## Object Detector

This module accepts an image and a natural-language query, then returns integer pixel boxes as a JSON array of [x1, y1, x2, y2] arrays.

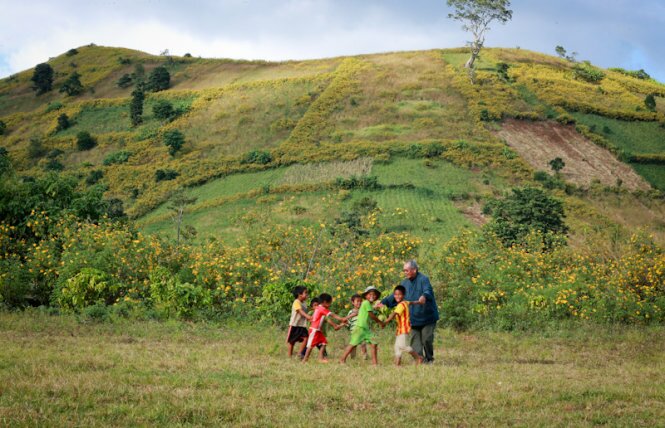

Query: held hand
[[418, 295, 426, 305], [374, 302, 384, 309]]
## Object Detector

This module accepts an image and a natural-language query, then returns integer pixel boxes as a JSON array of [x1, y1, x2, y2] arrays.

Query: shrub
[[103, 150, 131, 166], [484, 186, 568, 250], [155, 169, 179, 182], [44, 159, 64, 171], [56, 268, 119, 310], [258, 280, 321, 323], [0, 120, 6, 135], [66, 48, 78, 56], [28, 137, 46, 159], [572, 63, 605, 83], [86, 169, 103, 185], [548, 157, 565, 174], [56, 113, 70, 131], [163, 129, 185, 156], [153, 100, 175, 120], [149, 268, 211, 319], [241, 150, 272, 165], [147, 66, 170, 92], [644, 94, 657, 112], [45, 101, 63, 113], [335, 175, 380, 190], [116, 74, 133, 88], [609, 67, 651, 80], [76, 131, 97, 151], [59, 72, 84, 96]]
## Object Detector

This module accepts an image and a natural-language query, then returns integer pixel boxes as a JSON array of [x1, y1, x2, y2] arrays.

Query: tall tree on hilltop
[[31, 63, 54, 95], [447, 0, 513, 83]]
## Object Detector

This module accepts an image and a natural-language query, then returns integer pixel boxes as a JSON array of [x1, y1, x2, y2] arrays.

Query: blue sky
[[1, 0, 663, 82]]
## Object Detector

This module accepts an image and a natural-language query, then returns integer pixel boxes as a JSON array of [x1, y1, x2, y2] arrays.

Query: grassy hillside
[[1, 44, 665, 247]]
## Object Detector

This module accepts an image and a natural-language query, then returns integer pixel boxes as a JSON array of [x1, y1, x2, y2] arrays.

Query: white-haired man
[[377, 260, 439, 363]]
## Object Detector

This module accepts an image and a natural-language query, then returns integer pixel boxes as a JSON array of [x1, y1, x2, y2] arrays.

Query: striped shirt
[[393, 301, 411, 335]]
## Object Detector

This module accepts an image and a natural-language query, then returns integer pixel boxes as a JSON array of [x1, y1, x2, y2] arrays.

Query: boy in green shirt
[[346, 294, 368, 359], [339, 286, 385, 365]]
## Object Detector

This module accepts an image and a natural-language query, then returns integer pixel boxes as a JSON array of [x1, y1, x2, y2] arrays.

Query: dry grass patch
[[277, 157, 373, 185]]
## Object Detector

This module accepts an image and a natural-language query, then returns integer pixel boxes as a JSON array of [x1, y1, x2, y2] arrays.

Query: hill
[[1, 44, 664, 246]]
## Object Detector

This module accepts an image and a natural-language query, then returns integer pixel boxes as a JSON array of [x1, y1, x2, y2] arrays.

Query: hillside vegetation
[[1, 45, 665, 327]]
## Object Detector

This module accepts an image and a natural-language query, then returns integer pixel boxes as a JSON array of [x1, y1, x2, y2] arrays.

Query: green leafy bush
[[258, 280, 321, 323], [573, 63, 605, 83], [155, 169, 179, 182], [103, 150, 132, 166], [0, 120, 6, 135], [484, 186, 568, 249], [147, 66, 170, 92], [56, 268, 119, 310], [153, 100, 175, 120], [163, 129, 185, 156], [149, 267, 212, 319], [241, 150, 272, 165], [76, 131, 97, 151]]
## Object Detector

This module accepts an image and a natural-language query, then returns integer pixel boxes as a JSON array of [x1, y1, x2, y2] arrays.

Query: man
[[378, 260, 439, 363]]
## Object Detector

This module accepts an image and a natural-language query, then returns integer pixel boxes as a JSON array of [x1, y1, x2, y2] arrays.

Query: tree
[[163, 129, 185, 156], [548, 157, 565, 175], [59, 72, 84, 96], [131, 64, 145, 84], [644, 94, 657, 112], [555, 45, 567, 59], [0, 147, 12, 175], [168, 190, 197, 245], [447, 0, 513, 82], [147, 66, 170, 92], [484, 186, 568, 249], [31, 63, 54, 95], [0, 120, 6, 135], [153, 99, 175, 120], [76, 131, 97, 151], [56, 113, 70, 131], [130, 84, 145, 126]]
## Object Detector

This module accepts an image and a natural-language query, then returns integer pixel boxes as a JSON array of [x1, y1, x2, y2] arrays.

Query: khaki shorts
[[394, 333, 414, 357]]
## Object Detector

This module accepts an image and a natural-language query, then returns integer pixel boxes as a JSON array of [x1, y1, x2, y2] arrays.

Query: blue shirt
[[381, 272, 439, 327]]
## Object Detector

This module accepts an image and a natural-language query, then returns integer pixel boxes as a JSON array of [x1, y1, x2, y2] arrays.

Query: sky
[[1, 0, 663, 82]]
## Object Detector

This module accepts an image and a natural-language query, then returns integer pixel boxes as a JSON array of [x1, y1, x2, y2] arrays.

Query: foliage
[[130, 84, 144, 126], [59, 72, 84, 96], [484, 186, 568, 249], [76, 131, 97, 151], [103, 150, 131, 166], [56, 268, 118, 310], [258, 279, 321, 323], [56, 113, 70, 131], [147, 66, 170, 92], [241, 150, 272, 165], [0, 147, 11, 175], [0, 120, 6, 135], [572, 63, 606, 83], [152, 99, 175, 120], [609, 68, 651, 80], [31, 63, 54, 95], [27, 137, 46, 159], [433, 230, 665, 330], [548, 157, 565, 174], [163, 129, 185, 156], [447, 0, 513, 80], [155, 169, 179, 182], [86, 169, 104, 185], [644, 94, 656, 112], [116, 73, 133, 88]]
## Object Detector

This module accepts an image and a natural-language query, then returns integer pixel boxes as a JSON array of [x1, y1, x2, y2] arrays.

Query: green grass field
[[572, 112, 665, 155], [139, 158, 483, 244], [631, 163, 665, 191], [1, 312, 663, 426]]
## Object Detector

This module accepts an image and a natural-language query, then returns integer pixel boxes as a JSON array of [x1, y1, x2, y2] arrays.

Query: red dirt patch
[[495, 119, 651, 191]]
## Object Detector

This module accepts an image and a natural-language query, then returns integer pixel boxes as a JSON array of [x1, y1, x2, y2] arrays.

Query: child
[[302, 293, 347, 363], [339, 286, 385, 365], [346, 294, 368, 360], [299, 297, 327, 359], [286, 286, 312, 358], [384, 285, 423, 366]]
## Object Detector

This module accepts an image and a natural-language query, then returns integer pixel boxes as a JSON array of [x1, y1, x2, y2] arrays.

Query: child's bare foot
[[319, 358, 329, 363]]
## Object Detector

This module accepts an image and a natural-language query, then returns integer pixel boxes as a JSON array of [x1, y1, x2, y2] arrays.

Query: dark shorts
[[286, 326, 308, 345]]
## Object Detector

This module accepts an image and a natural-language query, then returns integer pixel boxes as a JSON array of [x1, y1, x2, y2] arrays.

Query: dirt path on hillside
[[496, 120, 651, 191]]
